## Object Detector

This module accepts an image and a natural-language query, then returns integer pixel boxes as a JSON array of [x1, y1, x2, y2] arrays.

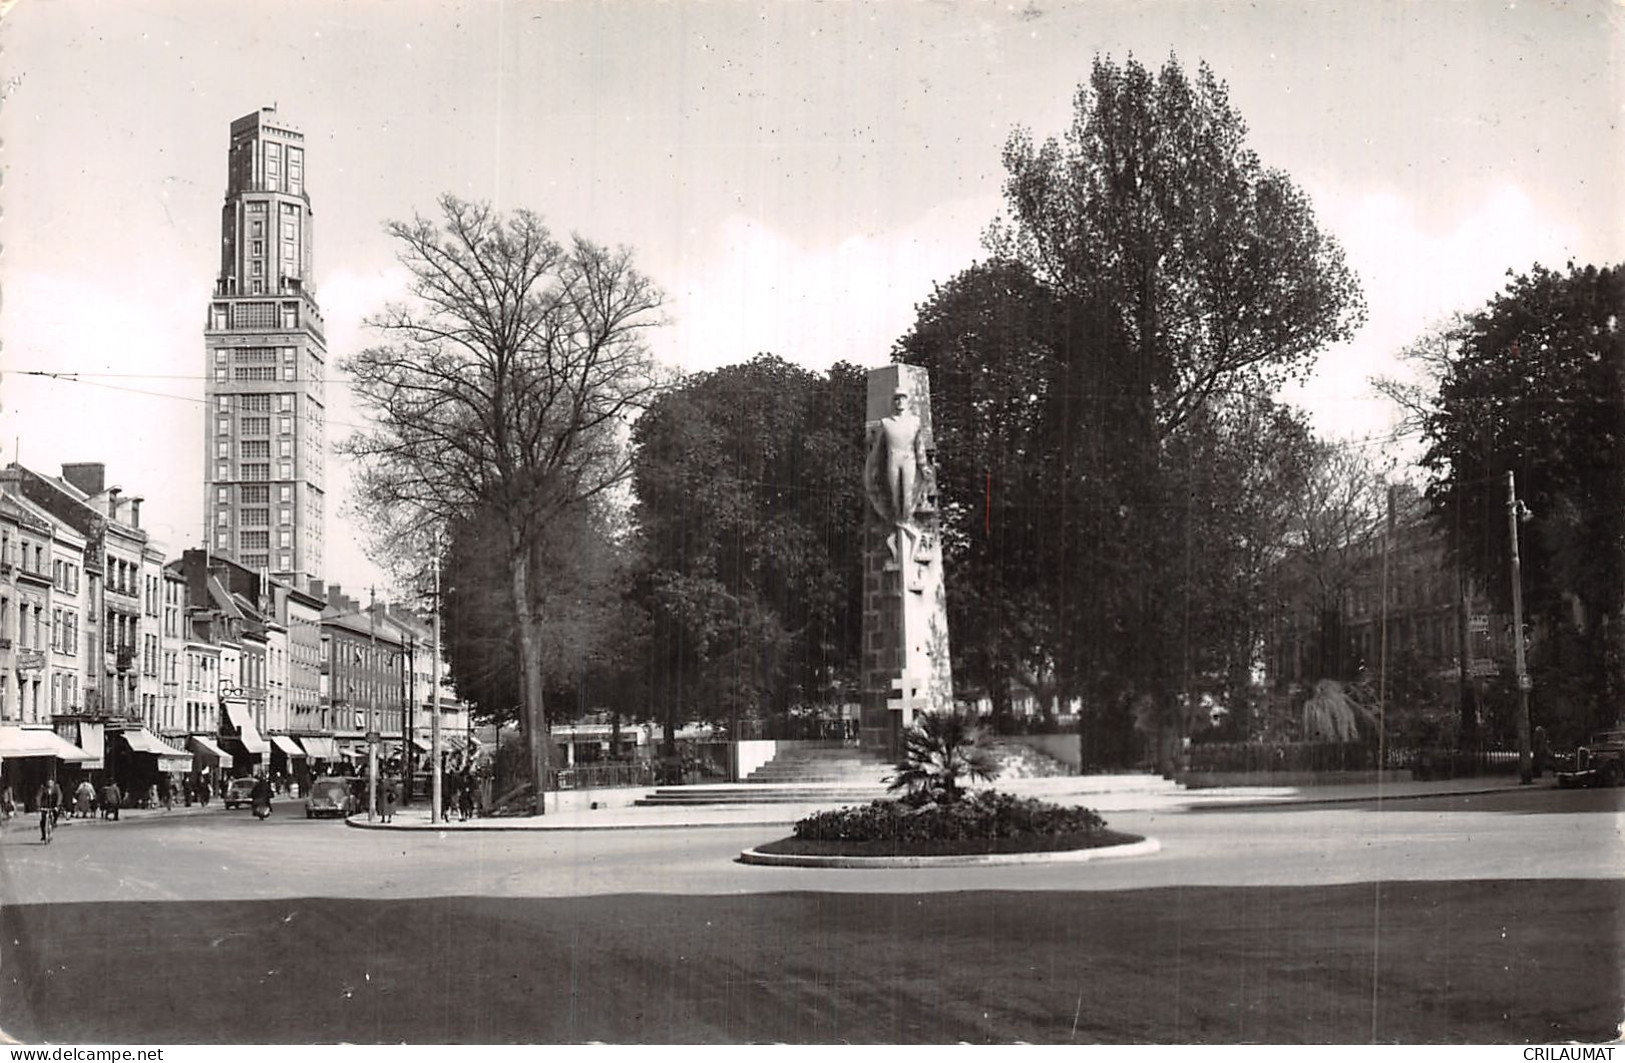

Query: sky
[[1, 0, 1619, 596]]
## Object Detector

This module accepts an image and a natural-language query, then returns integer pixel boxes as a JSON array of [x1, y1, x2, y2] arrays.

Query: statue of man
[[869, 387, 926, 566]]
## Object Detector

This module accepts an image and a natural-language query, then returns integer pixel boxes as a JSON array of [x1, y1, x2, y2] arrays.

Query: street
[[1, 787, 1620, 1042]]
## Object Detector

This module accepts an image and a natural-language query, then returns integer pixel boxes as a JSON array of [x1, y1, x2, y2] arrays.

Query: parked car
[[1556, 729, 1625, 788], [305, 777, 357, 819], [223, 777, 258, 809]]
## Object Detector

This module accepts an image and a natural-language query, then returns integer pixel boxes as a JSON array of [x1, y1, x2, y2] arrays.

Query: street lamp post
[[430, 536, 443, 826], [1507, 471, 1533, 785], [367, 587, 379, 821]]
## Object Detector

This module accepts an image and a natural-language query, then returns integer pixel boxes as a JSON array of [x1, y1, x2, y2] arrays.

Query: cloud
[[661, 194, 1000, 375], [1284, 178, 1585, 446]]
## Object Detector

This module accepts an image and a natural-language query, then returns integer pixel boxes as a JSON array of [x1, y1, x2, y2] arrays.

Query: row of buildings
[[0, 106, 480, 807], [0, 459, 471, 807]]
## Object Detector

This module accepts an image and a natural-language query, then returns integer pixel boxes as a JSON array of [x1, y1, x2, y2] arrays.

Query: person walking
[[457, 775, 474, 822], [74, 779, 94, 819], [381, 780, 397, 823], [101, 780, 122, 821], [158, 774, 172, 812], [1, 780, 14, 825]]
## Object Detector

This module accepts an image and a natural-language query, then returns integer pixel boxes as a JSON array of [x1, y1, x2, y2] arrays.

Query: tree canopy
[[894, 54, 1365, 767], [1420, 262, 1625, 743], [628, 355, 866, 745]]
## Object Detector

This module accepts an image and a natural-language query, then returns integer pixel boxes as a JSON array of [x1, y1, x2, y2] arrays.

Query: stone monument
[[860, 364, 953, 754]]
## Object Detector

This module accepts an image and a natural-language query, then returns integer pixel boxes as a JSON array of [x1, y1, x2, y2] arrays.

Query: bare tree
[[341, 195, 665, 812], [1370, 311, 1467, 438]]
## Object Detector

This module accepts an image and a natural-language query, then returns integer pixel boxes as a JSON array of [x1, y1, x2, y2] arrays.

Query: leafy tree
[[440, 499, 628, 731], [887, 711, 999, 804], [343, 195, 664, 811], [1420, 262, 1625, 744], [990, 54, 1365, 437], [892, 260, 1066, 725], [962, 54, 1364, 766], [629, 356, 866, 750]]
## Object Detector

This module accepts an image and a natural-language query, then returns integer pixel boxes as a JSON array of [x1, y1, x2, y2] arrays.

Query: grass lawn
[[3, 880, 1616, 1044]]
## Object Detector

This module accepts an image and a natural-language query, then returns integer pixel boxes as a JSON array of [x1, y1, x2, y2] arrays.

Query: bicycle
[[40, 807, 54, 845]]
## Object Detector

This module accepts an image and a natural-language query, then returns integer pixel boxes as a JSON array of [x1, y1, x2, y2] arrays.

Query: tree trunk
[[508, 545, 551, 815]]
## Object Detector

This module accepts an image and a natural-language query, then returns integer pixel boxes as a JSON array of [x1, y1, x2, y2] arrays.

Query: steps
[[635, 784, 886, 806], [634, 742, 892, 807], [744, 743, 894, 785]]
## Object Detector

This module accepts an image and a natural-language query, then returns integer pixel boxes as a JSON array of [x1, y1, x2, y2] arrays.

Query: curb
[[1184, 782, 1550, 811], [736, 835, 1161, 869], [342, 814, 801, 832]]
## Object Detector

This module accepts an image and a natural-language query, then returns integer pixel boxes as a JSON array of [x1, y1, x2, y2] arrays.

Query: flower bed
[[755, 789, 1141, 858]]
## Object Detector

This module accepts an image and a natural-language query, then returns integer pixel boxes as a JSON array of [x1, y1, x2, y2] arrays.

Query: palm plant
[[888, 711, 1000, 804]]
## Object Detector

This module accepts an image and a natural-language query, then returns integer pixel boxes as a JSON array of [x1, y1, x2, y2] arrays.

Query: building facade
[[203, 106, 327, 591]]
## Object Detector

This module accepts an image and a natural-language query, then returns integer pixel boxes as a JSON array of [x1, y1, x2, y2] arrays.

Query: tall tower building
[[203, 106, 326, 591]]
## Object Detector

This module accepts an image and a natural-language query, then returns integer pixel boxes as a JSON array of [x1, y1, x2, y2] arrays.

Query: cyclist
[[36, 777, 62, 844]]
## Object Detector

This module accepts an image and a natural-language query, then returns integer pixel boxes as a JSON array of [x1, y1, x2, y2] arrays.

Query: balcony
[[16, 566, 52, 588], [116, 646, 137, 672]]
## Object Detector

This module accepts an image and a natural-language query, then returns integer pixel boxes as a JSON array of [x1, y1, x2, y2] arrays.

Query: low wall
[[734, 739, 779, 781], [539, 786, 645, 813], [1180, 769, 1412, 790], [997, 733, 1081, 771]]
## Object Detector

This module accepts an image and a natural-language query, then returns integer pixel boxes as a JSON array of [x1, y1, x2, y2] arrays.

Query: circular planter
[[738, 833, 1159, 868]]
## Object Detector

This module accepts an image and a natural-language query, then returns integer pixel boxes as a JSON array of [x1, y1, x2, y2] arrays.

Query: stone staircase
[[745, 743, 894, 784], [635, 742, 892, 807]]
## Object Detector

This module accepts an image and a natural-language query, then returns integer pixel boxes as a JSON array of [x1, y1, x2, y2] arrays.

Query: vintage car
[[1555, 729, 1624, 788], [304, 776, 358, 819], [222, 777, 259, 809]]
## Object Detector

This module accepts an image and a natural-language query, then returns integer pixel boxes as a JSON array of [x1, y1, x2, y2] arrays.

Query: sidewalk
[[344, 773, 1552, 833], [0, 799, 218, 837]]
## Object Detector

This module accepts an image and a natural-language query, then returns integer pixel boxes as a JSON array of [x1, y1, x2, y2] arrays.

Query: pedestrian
[[75, 779, 94, 819], [458, 779, 474, 822], [101, 780, 122, 821], [158, 774, 172, 812], [0, 780, 14, 823], [36, 778, 62, 841]]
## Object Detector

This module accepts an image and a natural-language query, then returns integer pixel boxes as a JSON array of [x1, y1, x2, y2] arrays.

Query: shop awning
[[188, 735, 234, 768], [0, 726, 96, 762], [409, 737, 430, 753], [271, 735, 306, 758], [298, 735, 339, 760], [74, 721, 106, 770], [223, 702, 271, 755], [122, 728, 189, 757]]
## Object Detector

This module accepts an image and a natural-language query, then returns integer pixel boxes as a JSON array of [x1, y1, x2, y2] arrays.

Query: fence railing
[[545, 761, 658, 791], [1186, 741, 1523, 776]]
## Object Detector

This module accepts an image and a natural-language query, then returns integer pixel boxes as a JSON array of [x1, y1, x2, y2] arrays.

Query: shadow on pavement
[[2, 881, 1616, 1044]]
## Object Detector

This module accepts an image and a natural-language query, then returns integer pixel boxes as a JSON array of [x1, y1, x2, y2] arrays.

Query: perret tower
[[202, 106, 327, 592]]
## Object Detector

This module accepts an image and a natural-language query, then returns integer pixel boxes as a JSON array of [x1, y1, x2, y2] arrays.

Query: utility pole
[[430, 535, 442, 826], [367, 586, 379, 820], [1507, 471, 1533, 785], [402, 631, 414, 806]]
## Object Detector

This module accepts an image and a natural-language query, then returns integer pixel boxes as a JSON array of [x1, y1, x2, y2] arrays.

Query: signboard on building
[[1468, 615, 1490, 633], [1469, 659, 1499, 678]]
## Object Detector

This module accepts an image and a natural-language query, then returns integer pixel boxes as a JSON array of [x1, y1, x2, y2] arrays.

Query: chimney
[[107, 487, 122, 522], [130, 497, 143, 529], [60, 462, 105, 496]]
